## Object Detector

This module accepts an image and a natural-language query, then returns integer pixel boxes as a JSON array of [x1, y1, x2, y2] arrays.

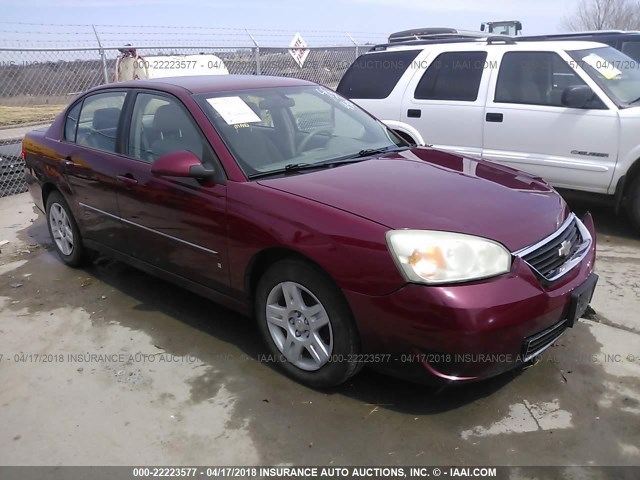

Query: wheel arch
[[247, 248, 330, 300], [41, 182, 60, 209], [245, 247, 357, 327], [382, 120, 425, 146], [621, 157, 640, 205]]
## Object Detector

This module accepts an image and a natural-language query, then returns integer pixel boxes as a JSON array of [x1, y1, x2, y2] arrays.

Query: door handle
[[407, 109, 422, 118], [486, 113, 504, 123], [63, 156, 76, 167], [116, 174, 138, 187]]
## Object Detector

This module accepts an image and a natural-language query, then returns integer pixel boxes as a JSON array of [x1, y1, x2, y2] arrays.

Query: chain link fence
[[0, 24, 384, 197]]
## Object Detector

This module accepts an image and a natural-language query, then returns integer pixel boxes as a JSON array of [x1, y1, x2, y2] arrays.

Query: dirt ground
[[0, 192, 639, 469]]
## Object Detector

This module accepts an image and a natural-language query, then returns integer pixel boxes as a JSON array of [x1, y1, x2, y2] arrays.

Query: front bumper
[[344, 213, 597, 384]]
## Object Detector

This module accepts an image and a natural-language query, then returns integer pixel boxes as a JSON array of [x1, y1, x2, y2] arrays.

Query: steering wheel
[[296, 128, 332, 155]]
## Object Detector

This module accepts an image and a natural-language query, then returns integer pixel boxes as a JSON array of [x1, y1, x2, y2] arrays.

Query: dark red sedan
[[23, 75, 597, 387]]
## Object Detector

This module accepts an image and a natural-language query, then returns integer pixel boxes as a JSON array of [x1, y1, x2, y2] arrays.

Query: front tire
[[628, 175, 640, 233], [46, 191, 89, 267], [255, 259, 361, 388]]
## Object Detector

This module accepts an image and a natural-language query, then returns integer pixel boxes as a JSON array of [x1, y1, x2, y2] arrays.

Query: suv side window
[[128, 92, 220, 170], [336, 50, 421, 99], [414, 51, 487, 101], [495, 51, 588, 107], [76, 91, 126, 153], [64, 102, 82, 142], [622, 41, 640, 63]]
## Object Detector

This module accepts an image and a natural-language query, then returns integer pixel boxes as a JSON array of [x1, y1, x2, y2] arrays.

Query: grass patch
[[0, 105, 65, 127]]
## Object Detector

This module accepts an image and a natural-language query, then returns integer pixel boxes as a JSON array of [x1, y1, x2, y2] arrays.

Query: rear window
[[337, 50, 420, 99]]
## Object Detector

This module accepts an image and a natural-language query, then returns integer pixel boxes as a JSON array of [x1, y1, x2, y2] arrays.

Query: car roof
[[101, 75, 316, 95], [369, 40, 610, 53]]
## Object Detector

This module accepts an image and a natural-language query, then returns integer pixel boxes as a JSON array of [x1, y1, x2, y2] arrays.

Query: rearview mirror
[[561, 85, 597, 109], [150, 150, 215, 180], [259, 96, 295, 110]]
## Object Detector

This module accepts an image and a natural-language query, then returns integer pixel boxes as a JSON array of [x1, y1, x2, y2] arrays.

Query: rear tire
[[628, 176, 640, 233], [255, 258, 361, 388], [45, 191, 90, 267]]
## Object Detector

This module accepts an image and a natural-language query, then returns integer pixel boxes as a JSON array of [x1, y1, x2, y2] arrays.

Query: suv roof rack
[[519, 30, 635, 41], [372, 34, 516, 52], [388, 27, 485, 43]]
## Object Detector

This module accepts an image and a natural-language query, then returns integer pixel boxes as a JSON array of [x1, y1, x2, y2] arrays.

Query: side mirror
[[561, 85, 597, 109], [480, 23, 486, 32], [150, 150, 215, 180]]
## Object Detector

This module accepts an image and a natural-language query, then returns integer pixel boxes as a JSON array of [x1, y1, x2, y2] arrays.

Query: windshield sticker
[[316, 87, 355, 110], [581, 53, 622, 80], [206, 96, 261, 125]]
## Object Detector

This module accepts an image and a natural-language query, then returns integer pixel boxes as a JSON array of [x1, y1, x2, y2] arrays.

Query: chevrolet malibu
[[22, 76, 598, 387]]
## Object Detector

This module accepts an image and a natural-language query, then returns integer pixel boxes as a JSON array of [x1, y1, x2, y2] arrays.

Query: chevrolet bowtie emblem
[[558, 240, 572, 258]]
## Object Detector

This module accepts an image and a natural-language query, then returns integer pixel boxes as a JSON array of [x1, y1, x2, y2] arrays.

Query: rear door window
[[337, 50, 421, 99], [414, 51, 487, 101], [76, 91, 127, 153]]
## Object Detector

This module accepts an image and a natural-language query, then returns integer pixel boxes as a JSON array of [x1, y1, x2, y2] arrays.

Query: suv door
[[483, 50, 619, 193], [61, 90, 131, 253], [401, 49, 490, 158], [115, 91, 230, 291]]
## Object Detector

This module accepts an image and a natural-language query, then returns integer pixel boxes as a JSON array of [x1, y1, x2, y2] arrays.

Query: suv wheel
[[255, 259, 361, 388], [628, 175, 640, 233]]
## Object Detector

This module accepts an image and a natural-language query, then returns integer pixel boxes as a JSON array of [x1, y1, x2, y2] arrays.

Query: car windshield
[[568, 46, 640, 107], [197, 85, 404, 178]]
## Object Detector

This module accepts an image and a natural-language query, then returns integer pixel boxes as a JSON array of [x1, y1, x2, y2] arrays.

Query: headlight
[[386, 230, 511, 285]]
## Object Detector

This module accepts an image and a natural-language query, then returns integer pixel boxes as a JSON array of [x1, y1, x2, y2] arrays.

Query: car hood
[[257, 148, 569, 251]]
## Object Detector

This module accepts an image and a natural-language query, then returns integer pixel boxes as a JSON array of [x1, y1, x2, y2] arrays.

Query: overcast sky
[[0, 0, 583, 45]]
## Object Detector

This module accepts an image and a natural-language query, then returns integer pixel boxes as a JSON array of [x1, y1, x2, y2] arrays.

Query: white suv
[[337, 37, 640, 231]]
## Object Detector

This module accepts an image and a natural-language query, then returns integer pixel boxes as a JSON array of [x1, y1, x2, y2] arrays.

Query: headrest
[[153, 103, 185, 133], [92, 108, 120, 130]]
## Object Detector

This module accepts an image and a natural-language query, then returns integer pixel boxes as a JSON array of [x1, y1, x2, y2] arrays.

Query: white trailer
[[115, 47, 228, 81]]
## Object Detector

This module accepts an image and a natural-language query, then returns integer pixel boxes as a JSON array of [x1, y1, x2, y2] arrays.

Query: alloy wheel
[[49, 202, 74, 256], [265, 281, 333, 371]]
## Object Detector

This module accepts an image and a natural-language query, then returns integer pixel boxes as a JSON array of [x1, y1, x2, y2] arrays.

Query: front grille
[[522, 320, 568, 361], [516, 214, 591, 283]]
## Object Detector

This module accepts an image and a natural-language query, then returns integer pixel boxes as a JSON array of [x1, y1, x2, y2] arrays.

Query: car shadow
[[325, 366, 524, 415], [71, 253, 523, 415]]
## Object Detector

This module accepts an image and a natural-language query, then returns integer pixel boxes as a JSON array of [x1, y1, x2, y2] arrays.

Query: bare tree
[[562, 0, 640, 31]]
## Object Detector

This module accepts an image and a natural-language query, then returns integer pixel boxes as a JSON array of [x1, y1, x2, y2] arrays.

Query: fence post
[[346, 33, 359, 58], [92, 25, 109, 84], [246, 28, 261, 75]]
